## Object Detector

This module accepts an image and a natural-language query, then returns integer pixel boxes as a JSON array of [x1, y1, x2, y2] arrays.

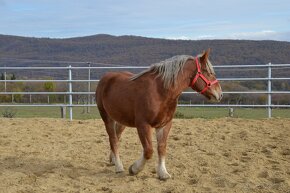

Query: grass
[[0, 106, 100, 119], [0, 106, 289, 120], [175, 107, 290, 119]]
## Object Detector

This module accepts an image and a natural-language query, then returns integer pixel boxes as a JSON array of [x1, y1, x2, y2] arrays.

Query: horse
[[96, 49, 222, 180]]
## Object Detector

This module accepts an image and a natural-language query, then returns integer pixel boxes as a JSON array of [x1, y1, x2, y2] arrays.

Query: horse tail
[[96, 77, 109, 123]]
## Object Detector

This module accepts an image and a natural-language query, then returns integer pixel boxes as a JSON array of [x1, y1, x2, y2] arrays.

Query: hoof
[[115, 165, 124, 173], [116, 169, 124, 174], [129, 165, 135, 175], [107, 162, 114, 166], [158, 173, 171, 181], [129, 164, 140, 175]]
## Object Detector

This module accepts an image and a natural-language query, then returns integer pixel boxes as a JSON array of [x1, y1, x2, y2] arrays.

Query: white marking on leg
[[157, 156, 171, 180], [131, 151, 146, 174], [109, 151, 115, 164], [156, 127, 171, 180], [114, 154, 124, 173], [111, 152, 124, 173], [110, 121, 124, 172]]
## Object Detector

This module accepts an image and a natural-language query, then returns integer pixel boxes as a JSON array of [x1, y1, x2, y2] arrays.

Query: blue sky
[[0, 0, 290, 41]]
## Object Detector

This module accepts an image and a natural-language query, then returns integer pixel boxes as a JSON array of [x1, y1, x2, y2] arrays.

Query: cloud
[[224, 30, 290, 41], [165, 36, 191, 40], [165, 31, 290, 42], [166, 35, 216, 40], [226, 30, 276, 40]]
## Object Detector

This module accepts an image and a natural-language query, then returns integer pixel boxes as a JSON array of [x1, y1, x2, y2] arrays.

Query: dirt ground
[[0, 118, 289, 193]]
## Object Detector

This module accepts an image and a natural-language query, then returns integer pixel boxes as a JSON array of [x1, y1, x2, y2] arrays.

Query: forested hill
[[0, 34, 290, 66]]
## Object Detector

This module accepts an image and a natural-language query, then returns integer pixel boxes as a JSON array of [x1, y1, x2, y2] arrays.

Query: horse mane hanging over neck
[[130, 55, 194, 88]]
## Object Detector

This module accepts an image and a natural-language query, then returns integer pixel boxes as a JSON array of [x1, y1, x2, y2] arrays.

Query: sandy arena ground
[[0, 118, 289, 193]]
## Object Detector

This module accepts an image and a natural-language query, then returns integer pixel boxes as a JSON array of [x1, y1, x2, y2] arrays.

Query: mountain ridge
[[1, 34, 290, 66]]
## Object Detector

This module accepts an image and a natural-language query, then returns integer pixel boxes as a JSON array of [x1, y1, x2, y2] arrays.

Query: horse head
[[190, 49, 223, 102]]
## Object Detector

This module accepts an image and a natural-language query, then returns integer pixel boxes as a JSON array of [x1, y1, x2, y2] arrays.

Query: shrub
[[174, 111, 185, 118], [2, 108, 17, 118]]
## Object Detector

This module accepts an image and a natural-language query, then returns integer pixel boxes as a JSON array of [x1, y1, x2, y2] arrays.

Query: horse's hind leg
[[104, 120, 125, 173], [129, 124, 153, 175], [109, 123, 125, 165], [96, 88, 124, 173], [156, 121, 172, 180], [116, 123, 126, 140]]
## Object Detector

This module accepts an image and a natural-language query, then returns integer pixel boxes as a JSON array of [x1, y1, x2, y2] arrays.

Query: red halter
[[190, 57, 218, 94]]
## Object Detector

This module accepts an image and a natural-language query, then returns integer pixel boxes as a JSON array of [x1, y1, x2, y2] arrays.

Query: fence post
[[267, 62, 272, 118], [229, 108, 234, 117], [60, 106, 66, 118], [68, 65, 73, 120], [87, 62, 91, 113], [4, 65, 7, 92]]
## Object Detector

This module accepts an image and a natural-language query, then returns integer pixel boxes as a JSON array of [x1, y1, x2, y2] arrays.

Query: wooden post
[[229, 108, 234, 117], [61, 106, 66, 119]]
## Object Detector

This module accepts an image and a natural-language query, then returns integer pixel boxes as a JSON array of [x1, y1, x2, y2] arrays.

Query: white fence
[[0, 63, 290, 120]]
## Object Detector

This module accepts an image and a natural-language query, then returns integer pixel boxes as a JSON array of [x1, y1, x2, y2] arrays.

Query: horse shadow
[[0, 155, 124, 180]]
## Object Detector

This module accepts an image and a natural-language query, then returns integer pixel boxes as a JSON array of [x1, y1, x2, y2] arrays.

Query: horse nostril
[[220, 93, 223, 99]]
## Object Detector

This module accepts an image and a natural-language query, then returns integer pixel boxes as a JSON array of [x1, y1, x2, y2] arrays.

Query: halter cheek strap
[[190, 57, 218, 94]]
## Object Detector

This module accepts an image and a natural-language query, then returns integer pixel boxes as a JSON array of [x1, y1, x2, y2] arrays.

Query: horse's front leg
[[156, 121, 172, 180], [129, 124, 153, 175]]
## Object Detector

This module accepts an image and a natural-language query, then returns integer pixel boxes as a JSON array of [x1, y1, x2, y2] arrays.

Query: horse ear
[[201, 48, 210, 60], [200, 48, 211, 65]]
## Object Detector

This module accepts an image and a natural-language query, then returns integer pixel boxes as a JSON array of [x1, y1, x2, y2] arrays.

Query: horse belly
[[109, 107, 135, 127], [103, 90, 136, 127]]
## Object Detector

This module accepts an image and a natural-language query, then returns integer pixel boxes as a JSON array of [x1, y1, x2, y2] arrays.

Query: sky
[[0, 0, 290, 41]]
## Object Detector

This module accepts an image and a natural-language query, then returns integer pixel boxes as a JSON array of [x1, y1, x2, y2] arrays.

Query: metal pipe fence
[[1, 63, 290, 120]]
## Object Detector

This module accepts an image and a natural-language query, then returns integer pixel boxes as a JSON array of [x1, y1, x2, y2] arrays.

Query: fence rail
[[1, 63, 290, 120]]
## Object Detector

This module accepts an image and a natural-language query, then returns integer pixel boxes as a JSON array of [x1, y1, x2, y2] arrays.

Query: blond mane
[[130, 54, 214, 88]]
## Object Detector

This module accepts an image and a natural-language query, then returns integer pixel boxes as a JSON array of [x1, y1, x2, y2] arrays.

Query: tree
[[11, 74, 16, 80], [43, 81, 56, 103], [44, 82, 55, 91], [11, 82, 24, 103], [0, 73, 4, 80]]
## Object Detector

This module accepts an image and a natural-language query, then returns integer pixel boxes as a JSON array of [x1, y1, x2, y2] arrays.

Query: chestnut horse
[[96, 49, 222, 180]]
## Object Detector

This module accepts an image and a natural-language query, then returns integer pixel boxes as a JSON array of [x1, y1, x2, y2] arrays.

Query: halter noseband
[[190, 57, 218, 94]]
